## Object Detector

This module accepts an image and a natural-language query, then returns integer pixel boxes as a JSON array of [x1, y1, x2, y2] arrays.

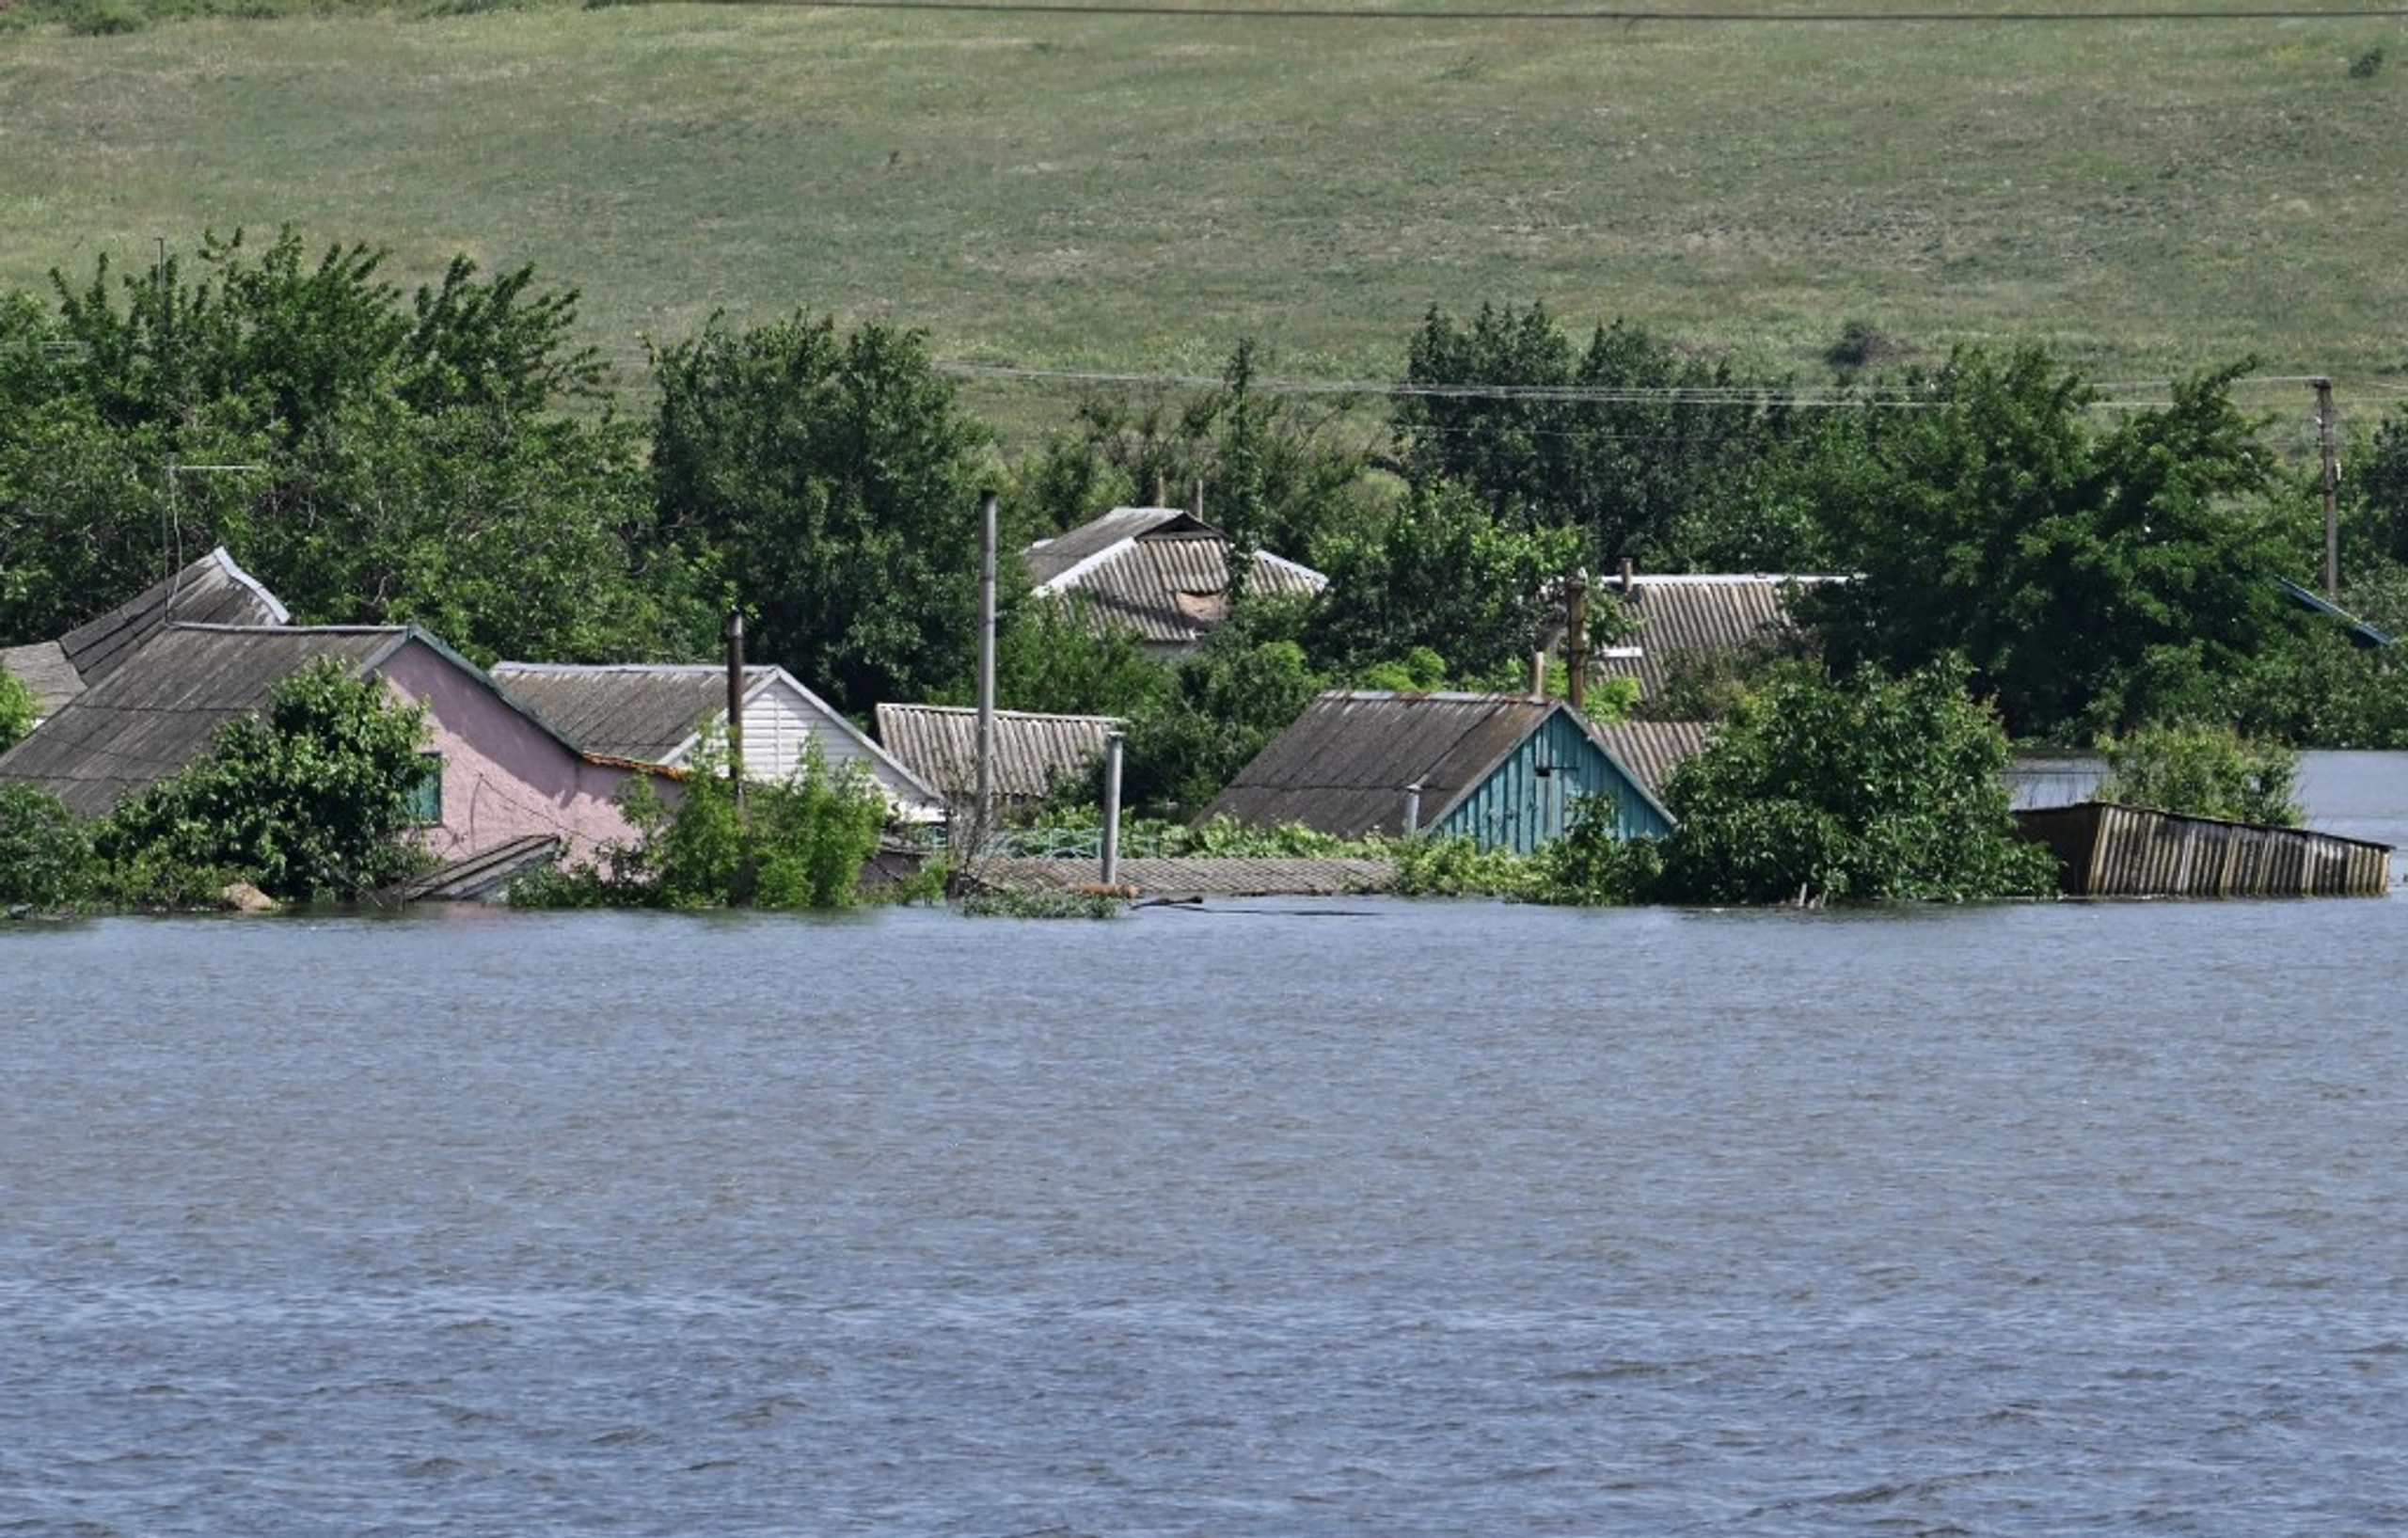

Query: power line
[[940, 358, 2337, 409], [717, 0, 2408, 22]]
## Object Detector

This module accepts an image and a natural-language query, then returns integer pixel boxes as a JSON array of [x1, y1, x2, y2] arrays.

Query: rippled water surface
[[7, 893, 2408, 1535]]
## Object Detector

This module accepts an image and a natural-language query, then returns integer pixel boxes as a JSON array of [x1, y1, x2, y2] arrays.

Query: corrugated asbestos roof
[[0, 625, 408, 816], [972, 856, 1398, 898], [1027, 507, 1328, 645], [1588, 720, 1714, 804], [874, 703, 1123, 805], [1, 547, 288, 718], [1594, 574, 1840, 699], [1202, 691, 1563, 839], [490, 663, 765, 764]]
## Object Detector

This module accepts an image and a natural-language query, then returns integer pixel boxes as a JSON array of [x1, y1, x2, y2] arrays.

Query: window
[[407, 753, 443, 826]]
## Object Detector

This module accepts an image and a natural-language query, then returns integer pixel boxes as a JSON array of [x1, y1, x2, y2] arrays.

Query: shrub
[[2094, 720, 2302, 826], [0, 785, 98, 912], [1652, 657, 2056, 905], [515, 736, 889, 910], [0, 666, 35, 753], [101, 658, 436, 903]]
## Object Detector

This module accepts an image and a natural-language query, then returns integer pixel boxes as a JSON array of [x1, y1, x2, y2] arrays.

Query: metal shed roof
[[874, 703, 1122, 805]]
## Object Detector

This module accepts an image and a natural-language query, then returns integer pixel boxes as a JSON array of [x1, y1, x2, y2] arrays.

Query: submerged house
[[1, 547, 288, 724], [0, 624, 655, 866], [873, 703, 1122, 813], [490, 662, 943, 823], [1024, 507, 1328, 655], [1203, 690, 1675, 854]]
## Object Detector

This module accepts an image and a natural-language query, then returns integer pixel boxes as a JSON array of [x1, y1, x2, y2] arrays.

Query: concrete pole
[[976, 490, 998, 843], [2316, 378, 2340, 599], [1101, 730, 1125, 886], [723, 609, 746, 817]]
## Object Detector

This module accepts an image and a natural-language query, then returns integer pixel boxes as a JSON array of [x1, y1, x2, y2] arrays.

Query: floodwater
[[6, 756, 2408, 1535]]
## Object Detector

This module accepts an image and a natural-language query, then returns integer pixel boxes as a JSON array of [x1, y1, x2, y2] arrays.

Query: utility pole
[[723, 609, 747, 818], [2314, 378, 2340, 599], [974, 489, 998, 845]]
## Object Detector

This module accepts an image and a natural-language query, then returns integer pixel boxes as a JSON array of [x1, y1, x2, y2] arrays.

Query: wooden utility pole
[[2315, 378, 2340, 599], [723, 610, 746, 817]]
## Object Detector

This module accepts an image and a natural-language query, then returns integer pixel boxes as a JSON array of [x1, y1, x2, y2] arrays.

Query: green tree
[[1114, 599, 1325, 815], [1393, 303, 1802, 564], [1803, 348, 2306, 739], [1013, 344, 1377, 564], [0, 785, 96, 912], [4, 230, 699, 662], [1302, 480, 1583, 686], [2094, 720, 2303, 826], [102, 658, 435, 901], [974, 594, 1176, 721], [1650, 657, 2056, 905], [650, 312, 992, 716]]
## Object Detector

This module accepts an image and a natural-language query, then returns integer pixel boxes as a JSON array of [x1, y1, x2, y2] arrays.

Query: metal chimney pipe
[[723, 609, 746, 817], [1402, 782, 1423, 840]]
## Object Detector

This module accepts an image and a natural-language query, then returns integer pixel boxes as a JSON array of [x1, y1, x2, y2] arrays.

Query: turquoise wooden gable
[[1433, 706, 1674, 855]]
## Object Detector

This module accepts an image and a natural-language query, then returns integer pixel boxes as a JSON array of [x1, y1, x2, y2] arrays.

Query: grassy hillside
[[5, 1, 2405, 438]]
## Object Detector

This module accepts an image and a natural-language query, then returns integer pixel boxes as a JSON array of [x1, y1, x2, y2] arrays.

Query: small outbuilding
[[2013, 801, 2393, 898], [1203, 690, 1674, 854]]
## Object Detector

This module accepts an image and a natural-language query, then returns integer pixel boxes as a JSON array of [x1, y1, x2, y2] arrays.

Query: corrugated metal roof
[[1594, 574, 1841, 699], [874, 703, 1123, 805], [1027, 507, 1327, 645], [1589, 720, 1714, 803], [0, 626, 407, 816], [1203, 691, 1565, 839], [2014, 801, 2392, 898]]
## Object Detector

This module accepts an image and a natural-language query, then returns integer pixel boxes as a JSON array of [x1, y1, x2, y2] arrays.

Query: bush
[[101, 658, 436, 903], [0, 666, 35, 753], [0, 785, 98, 912], [2094, 720, 2302, 826], [1652, 657, 2057, 905], [515, 737, 889, 910]]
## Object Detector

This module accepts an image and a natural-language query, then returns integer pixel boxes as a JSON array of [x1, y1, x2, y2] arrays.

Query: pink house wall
[[380, 642, 656, 864]]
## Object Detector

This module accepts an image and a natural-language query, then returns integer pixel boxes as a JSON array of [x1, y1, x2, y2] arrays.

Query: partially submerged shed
[[2013, 801, 2392, 898], [1204, 690, 1672, 853]]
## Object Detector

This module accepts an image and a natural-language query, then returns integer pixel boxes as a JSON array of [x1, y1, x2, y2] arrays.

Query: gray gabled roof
[[1026, 507, 1327, 646], [1594, 574, 1842, 700], [874, 703, 1122, 805], [489, 662, 758, 765], [0, 625, 411, 817], [1, 547, 288, 718], [1203, 690, 1571, 839]]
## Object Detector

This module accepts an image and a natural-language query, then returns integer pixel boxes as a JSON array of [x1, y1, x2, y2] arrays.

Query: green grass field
[[6, 1, 2405, 439]]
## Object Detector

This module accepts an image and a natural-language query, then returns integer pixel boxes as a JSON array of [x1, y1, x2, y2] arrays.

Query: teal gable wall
[[1433, 710, 1672, 854]]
